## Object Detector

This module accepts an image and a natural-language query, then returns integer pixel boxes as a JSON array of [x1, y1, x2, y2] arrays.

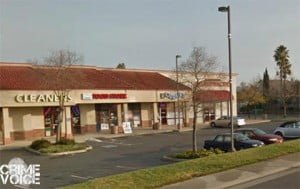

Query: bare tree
[[178, 47, 221, 153], [35, 49, 83, 142], [237, 77, 266, 118]]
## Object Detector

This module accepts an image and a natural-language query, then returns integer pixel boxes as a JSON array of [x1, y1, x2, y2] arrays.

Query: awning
[[195, 90, 231, 103]]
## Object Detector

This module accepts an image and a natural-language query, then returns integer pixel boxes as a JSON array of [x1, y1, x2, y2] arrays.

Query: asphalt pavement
[[0, 121, 283, 188]]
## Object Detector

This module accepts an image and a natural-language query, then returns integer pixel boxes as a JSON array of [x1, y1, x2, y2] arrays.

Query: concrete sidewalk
[[161, 152, 300, 189]]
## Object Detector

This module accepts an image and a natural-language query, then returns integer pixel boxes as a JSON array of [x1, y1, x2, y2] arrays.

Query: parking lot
[[0, 121, 282, 188]]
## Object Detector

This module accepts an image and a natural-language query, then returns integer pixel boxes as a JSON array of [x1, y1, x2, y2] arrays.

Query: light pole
[[218, 5, 235, 152], [176, 55, 181, 130]]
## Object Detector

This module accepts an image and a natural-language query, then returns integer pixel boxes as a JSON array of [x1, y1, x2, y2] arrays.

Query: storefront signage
[[122, 122, 132, 134], [15, 94, 72, 103], [160, 92, 184, 100], [81, 93, 127, 100], [100, 123, 109, 130]]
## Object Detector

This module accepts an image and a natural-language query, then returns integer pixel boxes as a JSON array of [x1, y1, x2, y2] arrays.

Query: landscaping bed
[[60, 139, 300, 189], [28, 139, 91, 155]]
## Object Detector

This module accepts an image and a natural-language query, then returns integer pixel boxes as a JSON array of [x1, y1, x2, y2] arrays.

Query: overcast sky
[[1, 0, 299, 83]]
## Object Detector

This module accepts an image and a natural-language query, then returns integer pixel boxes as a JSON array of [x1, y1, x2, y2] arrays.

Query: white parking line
[[116, 165, 139, 170], [71, 175, 93, 180], [14, 185, 30, 189]]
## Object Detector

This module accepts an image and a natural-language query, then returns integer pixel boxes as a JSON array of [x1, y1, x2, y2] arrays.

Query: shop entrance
[[159, 103, 168, 125], [0, 108, 3, 144], [71, 105, 81, 134], [44, 107, 59, 137], [203, 104, 215, 122], [128, 103, 141, 127], [95, 104, 118, 131]]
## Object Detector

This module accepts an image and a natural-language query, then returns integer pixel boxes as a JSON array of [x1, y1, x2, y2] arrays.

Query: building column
[[117, 104, 122, 126], [220, 102, 223, 117], [2, 108, 12, 144], [123, 103, 128, 122], [153, 102, 158, 124], [62, 106, 73, 139]]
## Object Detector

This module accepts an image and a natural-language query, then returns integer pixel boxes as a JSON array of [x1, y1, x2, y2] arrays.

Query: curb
[[25, 145, 93, 156], [97, 128, 193, 140], [161, 155, 187, 162], [245, 120, 271, 125]]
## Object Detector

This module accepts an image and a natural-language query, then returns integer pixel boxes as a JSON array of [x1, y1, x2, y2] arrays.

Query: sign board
[[82, 93, 93, 100], [122, 122, 132, 134], [101, 123, 109, 130]]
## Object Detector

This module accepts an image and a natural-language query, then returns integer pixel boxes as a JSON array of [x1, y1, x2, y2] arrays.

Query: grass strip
[[38, 143, 87, 154], [61, 139, 300, 189]]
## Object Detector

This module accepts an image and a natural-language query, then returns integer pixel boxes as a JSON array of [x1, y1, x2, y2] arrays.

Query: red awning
[[195, 90, 231, 102]]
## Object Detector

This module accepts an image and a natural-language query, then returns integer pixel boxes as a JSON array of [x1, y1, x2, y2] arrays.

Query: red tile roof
[[195, 90, 231, 102], [0, 63, 190, 91]]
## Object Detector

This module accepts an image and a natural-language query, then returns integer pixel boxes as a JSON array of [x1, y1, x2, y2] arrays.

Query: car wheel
[[275, 132, 284, 138], [211, 122, 216, 128]]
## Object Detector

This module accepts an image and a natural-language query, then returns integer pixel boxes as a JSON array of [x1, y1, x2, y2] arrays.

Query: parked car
[[210, 116, 246, 128], [235, 128, 283, 144], [204, 133, 264, 152], [273, 121, 300, 139]]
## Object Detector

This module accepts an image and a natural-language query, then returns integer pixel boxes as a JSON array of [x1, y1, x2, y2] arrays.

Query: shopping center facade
[[0, 63, 237, 144]]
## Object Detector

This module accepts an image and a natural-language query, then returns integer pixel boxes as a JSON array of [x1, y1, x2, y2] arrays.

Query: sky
[[0, 0, 299, 84]]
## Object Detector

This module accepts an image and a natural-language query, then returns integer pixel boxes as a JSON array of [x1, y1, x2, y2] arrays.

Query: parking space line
[[71, 175, 92, 180]]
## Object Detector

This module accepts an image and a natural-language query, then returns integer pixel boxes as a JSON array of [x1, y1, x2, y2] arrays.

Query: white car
[[273, 121, 300, 139], [210, 116, 246, 128]]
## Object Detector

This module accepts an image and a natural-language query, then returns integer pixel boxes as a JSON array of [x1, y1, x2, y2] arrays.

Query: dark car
[[235, 128, 283, 144], [204, 133, 264, 152]]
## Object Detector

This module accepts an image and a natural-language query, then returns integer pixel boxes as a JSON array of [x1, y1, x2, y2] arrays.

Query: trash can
[[110, 126, 118, 134]]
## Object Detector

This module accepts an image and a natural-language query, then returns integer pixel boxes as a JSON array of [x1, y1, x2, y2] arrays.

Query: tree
[[274, 45, 292, 117], [36, 49, 83, 142], [178, 47, 220, 153], [116, 63, 126, 69], [262, 68, 270, 98], [238, 78, 266, 118]]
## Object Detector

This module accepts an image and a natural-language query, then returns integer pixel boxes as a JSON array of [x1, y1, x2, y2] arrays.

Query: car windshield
[[234, 133, 249, 141], [253, 129, 267, 135]]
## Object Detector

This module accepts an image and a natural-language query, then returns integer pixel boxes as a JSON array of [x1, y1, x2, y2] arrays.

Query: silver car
[[210, 116, 246, 128], [273, 121, 300, 139]]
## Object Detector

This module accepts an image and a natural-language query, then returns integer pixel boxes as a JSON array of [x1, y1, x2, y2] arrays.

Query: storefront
[[0, 63, 191, 144]]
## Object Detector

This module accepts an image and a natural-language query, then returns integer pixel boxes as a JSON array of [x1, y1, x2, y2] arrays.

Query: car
[[273, 121, 300, 139], [210, 116, 246, 128], [235, 128, 283, 144], [204, 133, 264, 152]]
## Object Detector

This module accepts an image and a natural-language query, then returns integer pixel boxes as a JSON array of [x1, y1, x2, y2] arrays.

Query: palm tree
[[274, 45, 292, 117]]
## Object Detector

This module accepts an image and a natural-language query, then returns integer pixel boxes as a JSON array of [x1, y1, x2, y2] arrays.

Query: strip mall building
[[0, 63, 237, 144]]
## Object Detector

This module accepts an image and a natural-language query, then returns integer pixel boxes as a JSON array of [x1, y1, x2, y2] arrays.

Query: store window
[[95, 104, 118, 130], [44, 107, 59, 136], [71, 105, 81, 134], [128, 103, 141, 127]]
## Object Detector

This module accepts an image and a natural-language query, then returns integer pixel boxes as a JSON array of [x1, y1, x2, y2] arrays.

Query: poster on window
[[101, 123, 109, 130], [122, 122, 132, 134]]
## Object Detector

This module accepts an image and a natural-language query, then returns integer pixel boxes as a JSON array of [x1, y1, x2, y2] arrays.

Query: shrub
[[55, 138, 75, 145], [174, 149, 224, 159], [30, 139, 51, 150]]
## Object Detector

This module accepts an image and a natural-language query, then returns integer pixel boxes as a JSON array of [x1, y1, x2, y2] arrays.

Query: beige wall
[[79, 104, 96, 126], [9, 107, 44, 132], [141, 103, 153, 122]]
